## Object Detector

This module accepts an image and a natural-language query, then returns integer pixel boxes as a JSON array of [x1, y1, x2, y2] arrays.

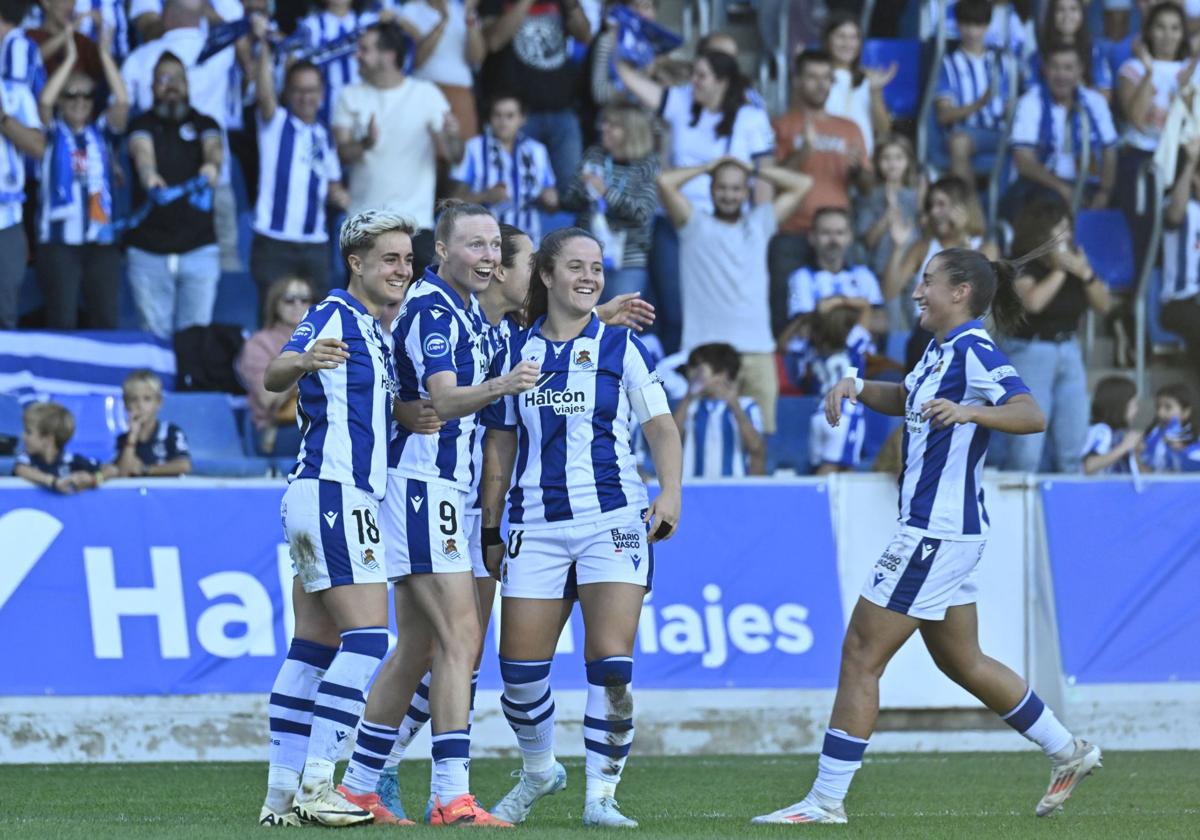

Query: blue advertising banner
[[1041, 480, 1200, 684], [0, 482, 845, 695]]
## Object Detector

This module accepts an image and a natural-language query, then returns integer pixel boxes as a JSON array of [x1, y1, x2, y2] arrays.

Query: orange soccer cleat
[[428, 793, 514, 827], [336, 785, 415, 826]]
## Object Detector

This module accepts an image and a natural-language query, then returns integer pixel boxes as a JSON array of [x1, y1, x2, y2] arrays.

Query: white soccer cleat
[[292, 778, 374, 827], [491, 763, 568, 824], [257, 805, 301, 827], [1036, 738, 1102, 817], [582, 796, 638, 828], [751, 794, 848, 825]]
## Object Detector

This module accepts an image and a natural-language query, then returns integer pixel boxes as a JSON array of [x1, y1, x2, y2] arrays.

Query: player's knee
[[840, 627, 888, 677], [586, 657, 634, 715]]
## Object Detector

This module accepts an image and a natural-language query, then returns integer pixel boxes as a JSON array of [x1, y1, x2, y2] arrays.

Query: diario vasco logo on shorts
[[573, 349, 593, 369], [424, 333, 450, 358], [610, 527, 641, 553], [524, 386, 589, 415], [361, 548, 379, 570], [442, 538, 460, 559]]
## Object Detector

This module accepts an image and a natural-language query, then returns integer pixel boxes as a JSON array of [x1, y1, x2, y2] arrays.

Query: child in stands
[[13, 401, 104, 492], [113, 369, 192, 477]]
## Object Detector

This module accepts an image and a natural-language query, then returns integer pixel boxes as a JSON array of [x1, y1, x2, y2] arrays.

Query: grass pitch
[[4, 752, 1197, 838]]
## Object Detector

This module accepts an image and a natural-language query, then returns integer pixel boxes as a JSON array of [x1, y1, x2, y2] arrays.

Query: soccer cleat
[[258, 805, 301, 827], [1036, 738, 1102, 817], [490, 763, 568, 824], [337, 784, 414, 826], [374, 769, 411, 823], [582, 797, 639, 828], [750, 794, 848, 825], [428, 793, 514, 827], [292, 778, 374, 827]]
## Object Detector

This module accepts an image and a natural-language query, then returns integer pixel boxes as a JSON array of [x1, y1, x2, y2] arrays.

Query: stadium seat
[[1146, 268, 1186, 352], [768, 395, 822, 473], [47, 393, 122, 462], [1075, 209, 1135, 292], [158, 392, 270, 477], [861, 407, 903, 468], [862, 39, 921, 119], [0, 392, 21, 435], [212, 271, 260, 333], [0, 455, 14, 476]]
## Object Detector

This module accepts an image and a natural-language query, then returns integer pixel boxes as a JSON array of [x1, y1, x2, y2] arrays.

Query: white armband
[[630, 380, 670, 424]]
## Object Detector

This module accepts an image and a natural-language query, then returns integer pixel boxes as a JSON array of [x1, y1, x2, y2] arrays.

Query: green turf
[[4, 752, 1197, 838]]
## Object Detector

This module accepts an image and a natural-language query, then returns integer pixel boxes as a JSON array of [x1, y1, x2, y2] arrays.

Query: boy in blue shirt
[[13, 401, 103, 492], [113, 369, 192, 477]]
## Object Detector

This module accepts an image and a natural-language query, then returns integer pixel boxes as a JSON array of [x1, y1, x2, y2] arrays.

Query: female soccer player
[[753, 246, 1102, 825], [479, 227, 683, 828], [257, 210, 414, 828]]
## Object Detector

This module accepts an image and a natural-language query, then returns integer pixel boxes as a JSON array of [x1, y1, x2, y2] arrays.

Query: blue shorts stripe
[[406, 479, 433, 574], [584, 737, 632, 759], [269, 717, 311, 736], [312, 704, 361, 728], [318, 481, 353, 584], [268, 693, 314, 713], [886, 537, 941, 615], [583, 715, 633, 733]]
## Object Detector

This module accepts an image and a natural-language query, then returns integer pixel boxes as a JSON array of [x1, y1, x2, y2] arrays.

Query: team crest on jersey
[[442, 538, 460, 559], [361, 548, 379, 570], [573, 349, 593, 369], [424, 333, 450, 358], [610, 527, 641, 553]]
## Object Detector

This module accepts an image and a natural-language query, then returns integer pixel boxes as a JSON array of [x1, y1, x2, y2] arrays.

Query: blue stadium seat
[[47, 393, 121, 462], [158, 392, 269, 477], [1075, 209, 1135, 292], [0, 393, 21, 435], [212, 271, 260, 333], [1146, 267, 1186, 352], [861, 407, 903, 468], [768, 395, 822, 473], [0, 455, 14, 476], [862, 39, 921, 119]]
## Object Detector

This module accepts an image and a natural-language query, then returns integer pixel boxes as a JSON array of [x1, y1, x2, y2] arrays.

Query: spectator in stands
[[114, 368, 191, 477], [399, 0, 487, 139], [131, 0, 239, 43], [333, 21, 461, 274], [480, 0, 592, 188], [1162, 132, 1200, 383], [297, 0, 387, 126], [1082, 374, 1142, 474], [0, 34, 44, 331], [927, 0, 1035, 63], [0, 0, 46, 94], [126, 51, 222, 339], [237, 276, 316, 457], [933, 0, 1017, 183], [451, 92, 557, 244], [657, 155, 813, 435], [1143, 381, 1200, 471], [1003, 43, 1117, 220], [29, 0, 103, 83], [249, 24, 348, 305], [855, 134, 922, 287], [1000, 199, 1111, 474], [1034, 0, 1113, 100], [806, 303, 870, 474], [14, 400, 103, 492], [36, 25, 126, 331], [822, 11, 894, 157], [559, 101, 659, 302], [769, 49, 871, 315], [673, 341, 766, 479], [618, 45, 774, 353], [589, 0, 658, 109]]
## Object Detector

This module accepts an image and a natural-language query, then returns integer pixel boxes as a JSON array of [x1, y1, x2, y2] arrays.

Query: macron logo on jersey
[[410, 495, 424, 512], [323, 511, 338, 528]]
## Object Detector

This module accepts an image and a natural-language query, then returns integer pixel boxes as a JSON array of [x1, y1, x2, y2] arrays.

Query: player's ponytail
[[524, 227, 603, 325]]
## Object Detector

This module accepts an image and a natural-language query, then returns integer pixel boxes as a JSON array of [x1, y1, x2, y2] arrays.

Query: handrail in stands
[[680, 0, 711, 47], [755, 0, 791, 115], [861, 0, 878, 33], [916, 4, 948, 165], [1134, 157, 1165, 395], [986, 49, 1021, 233], [1071, 105, 1092, 217]]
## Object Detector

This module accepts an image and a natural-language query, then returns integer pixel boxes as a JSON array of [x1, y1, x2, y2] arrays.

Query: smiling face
[[58, 72, 96, 129], [690, 57, 728, 111], [809, 211, 853, 271], [913, 254, 971, 334], [152, 58, 188, 108], [1044, 48, 1082, 102], [1051, 0, 1084, 39], [878, 142, 910, 184], [827, 21, 861, 67], [927, 188, 962, 239], [498, 233, 535, 311], [285, 65, 324, 125], [710, 162, 750, 221], [1156, 395, 1187, 425], [1147, 7, 1186, 60], [795, 58, 833, 109], [544, 236, 605, 318], [275, 280, 315, 330], [350, 230, 414, 312], [438, 214, 502, 298]]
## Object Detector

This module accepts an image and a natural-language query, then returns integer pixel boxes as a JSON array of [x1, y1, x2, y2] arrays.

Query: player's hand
[[922, 398, 975, 428], [394, 399, 443, 435], [301, 338, 351, 371], [484, 542, 505, 581], [498, 360, 541, 395], [644, 488, 680, 543], [596, 292, 655, 332], [825, 377, 859, 428]]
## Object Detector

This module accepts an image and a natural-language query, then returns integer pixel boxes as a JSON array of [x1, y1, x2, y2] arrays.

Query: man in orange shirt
[[768, 50, 872, 337]]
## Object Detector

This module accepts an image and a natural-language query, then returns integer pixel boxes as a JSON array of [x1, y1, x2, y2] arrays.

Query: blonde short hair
[[599, 102, 656, 161], [24, 401, 75, 447], [339, 210, 418, 274], [123, 369, 164, 398]]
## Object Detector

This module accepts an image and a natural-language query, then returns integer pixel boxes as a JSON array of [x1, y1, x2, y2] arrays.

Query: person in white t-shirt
[[399, 0, 487, 139], [333, 21, 463, 275], [657, 155, 812, 434]]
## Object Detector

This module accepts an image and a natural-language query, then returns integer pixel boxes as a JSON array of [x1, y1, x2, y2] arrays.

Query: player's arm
[[14, 463, 62, 491], [425, 363, 540, 421], [393, 399, 444, 435], [922, 392, 1046, 434], [480, 428, 518, 578], [826, 377, 906, 427], [641, 415, 682, 542], [264, 340, 349, 392]]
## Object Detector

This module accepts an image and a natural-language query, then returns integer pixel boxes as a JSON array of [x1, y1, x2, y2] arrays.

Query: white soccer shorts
[[500, 508, 653, 599], [462, 511, 491, 578], [281, 478, 387, 593], [860, 527, 985, 620], [809, 401, 865, 468], [380, 475, 472, 579]]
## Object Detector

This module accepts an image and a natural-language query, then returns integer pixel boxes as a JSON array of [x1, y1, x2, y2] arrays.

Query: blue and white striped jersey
[[1, 27, 45, 96], [468, 313, 519, 511], [390, 270, 490, 492], [1080, 422, 1136, 475], [483, 314, 669, 528], [898, 320, 1031, 539], [682, 396, 762, 480], [75, 0, 132, 62], [935, 48, 1014, 131], [285, 289, 397, 499], [299, 9, 378, 125], [451, 132, 556, 245], [788, 264, 883, 317], [254, 108, 342, 244], [0, 80, 40, 229]]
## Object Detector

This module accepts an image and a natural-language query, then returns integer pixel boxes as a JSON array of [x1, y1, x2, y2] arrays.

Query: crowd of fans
[[3, 0, 1200, 484]]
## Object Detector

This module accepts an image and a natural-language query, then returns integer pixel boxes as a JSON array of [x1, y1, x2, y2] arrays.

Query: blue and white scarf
[[1037, 84, 1106, 167], [47, 121, 112, 242]]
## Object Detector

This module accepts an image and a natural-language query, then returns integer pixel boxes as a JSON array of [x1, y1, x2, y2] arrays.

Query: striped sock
[[265, 638, 337, 812], [303, 627, 389, 782], [583, 656, 634, 802], [1002, 688, 1074, 758], [811, 728, 869, 804], [500, 659, 556, 776], [431, 729, 471, 802], [384, 670, 432, 770], [341, 720, 399, 794]]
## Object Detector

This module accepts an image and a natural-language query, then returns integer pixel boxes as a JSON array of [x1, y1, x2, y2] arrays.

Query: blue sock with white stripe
[[385, 670, 432, 770], [341, 720, 399, 795], [499, 659, 557, 777], [811, 728, 868, 805], [1002, 688, 1074, 758], [264, 638, 337, 812], [431, 729, 472, 802], [583, 656, 635, 803], [302, 627, 389, 784]]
